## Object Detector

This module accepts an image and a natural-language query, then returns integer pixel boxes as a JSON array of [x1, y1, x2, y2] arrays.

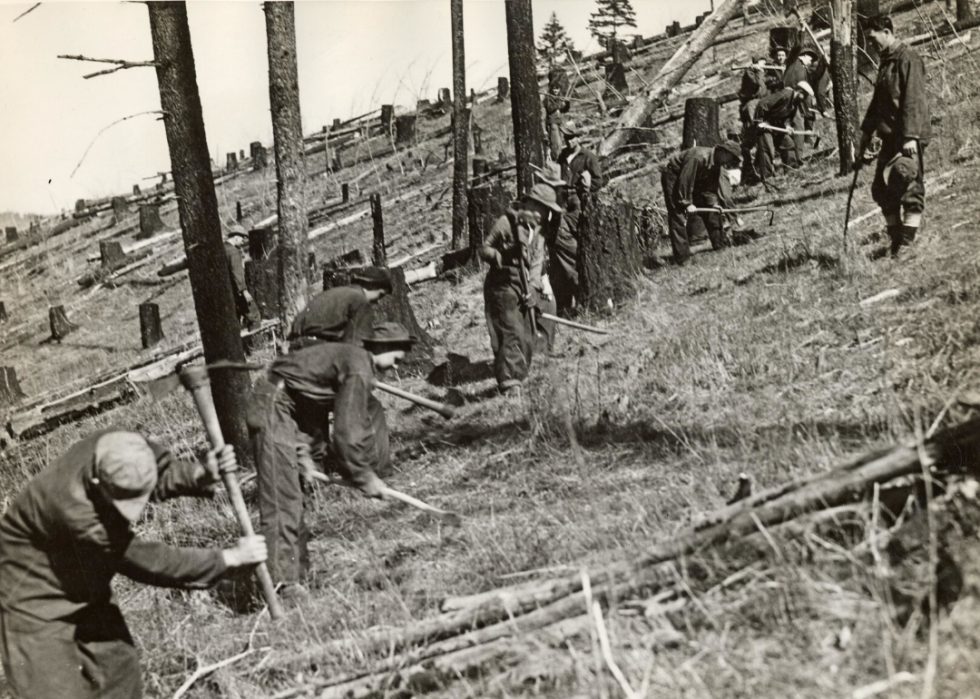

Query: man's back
[[288, 286, 372, 346]]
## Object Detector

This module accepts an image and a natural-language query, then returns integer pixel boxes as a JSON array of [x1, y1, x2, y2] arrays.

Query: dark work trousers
[[547, 120, 564, 162], [549, 242, 577, 316], [235, 292, 261, 331], [661, 171, 729, 265], [871, 138, 925, 221], [484, 274, 535, 389], [1, 605, 141, 699]]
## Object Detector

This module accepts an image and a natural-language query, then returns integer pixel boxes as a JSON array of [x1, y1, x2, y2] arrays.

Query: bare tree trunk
[[599, 0, 747, 156], [147, 1, 252, 465], [958, 0, 974, 22], [830, 0, 860, 175], [451, 0, 468, 250], [504, 0, 545, 198], [264, 1, 309, 330]]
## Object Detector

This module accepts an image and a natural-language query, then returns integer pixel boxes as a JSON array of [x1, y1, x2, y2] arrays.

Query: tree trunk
[[4, 228, 17, 243], [0, 367, 25, 406], [111, 197, 129, 222], [264, 1, 310, 332], [577, 200, 644, 312], [100, 241, 127, 269], [49, 305, 78, 341], [395, 115, 416, 145], [600, 0, 747, 156], [139, 302, 165, 349], [450, 0, 467, 253], [958, 0, 974, 21], [504, 0, 545, 198], [249, 227, 277, 260], [147, 1, 252, 467], [381, 104, 395, 138], [830, 0, 860, 175], [370, 193, 387, 267], [138, 202, 166, 239], [681, 97, 720, 148]]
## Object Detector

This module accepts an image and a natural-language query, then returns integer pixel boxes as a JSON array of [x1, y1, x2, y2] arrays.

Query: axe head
[[145, 364, 210, 402], [146, 372, 182, 403]]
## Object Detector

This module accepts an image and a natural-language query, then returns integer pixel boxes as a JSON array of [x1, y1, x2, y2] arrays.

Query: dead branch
[[58, 54, 157, 79], [71, 111, 165, 178], [12, 3, 40, 22]]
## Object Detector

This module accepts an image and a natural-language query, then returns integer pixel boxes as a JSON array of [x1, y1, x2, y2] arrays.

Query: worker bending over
[[288, 266, 392, 350]]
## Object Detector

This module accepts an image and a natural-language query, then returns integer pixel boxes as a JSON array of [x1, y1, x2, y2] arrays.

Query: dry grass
[[2, 3, 980, 697]]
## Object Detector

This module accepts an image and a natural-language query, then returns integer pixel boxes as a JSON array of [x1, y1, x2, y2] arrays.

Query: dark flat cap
[[363, 321, 416, 348], [714, 141, 742, 161], [350, 266, 393, 292]]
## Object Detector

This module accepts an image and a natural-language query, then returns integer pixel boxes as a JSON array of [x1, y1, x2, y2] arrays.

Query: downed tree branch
[[12, 3, 40, 22], [71, 111, 165, 178], [58, 53, 158, 79], [172, 648, 264, 699]]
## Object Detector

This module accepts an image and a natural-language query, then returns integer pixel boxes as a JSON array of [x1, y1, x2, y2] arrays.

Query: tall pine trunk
[[831, 0, 860, 175], [147, 2, 252, 464], [957, 0, 974, 22], [504, 0, 544, 198], [264, 1, 309, 329], [451, 0, 468, 250]]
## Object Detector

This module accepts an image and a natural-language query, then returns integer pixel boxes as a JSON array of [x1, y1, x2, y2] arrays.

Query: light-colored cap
[[796, 81, 815, 98], [93, 432, 158, 522]]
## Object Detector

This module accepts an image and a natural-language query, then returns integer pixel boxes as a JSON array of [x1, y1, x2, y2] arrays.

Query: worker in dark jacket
[[747, 83, 813, 180], [225, 227, 261, 333], [480, 184, 562, 394], [737, 57, 769, 183], [782, 48, 824, 149], [556, 122, 604, 211], [858, 14, 931, 257], [288, 266, 392, 350], [535, 163, 578, 318], [660, 142, 741, 265], [544, 67, 571, 161], [248, 323, 413, 602], [0, 430, 266, 699]]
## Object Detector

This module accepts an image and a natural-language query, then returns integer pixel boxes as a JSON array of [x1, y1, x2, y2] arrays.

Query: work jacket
[[480, 209, 546, 292], [268, 343, 381, 490], [557, 146, 604, 204], [860, 41, 931, 145], [662, 147, 730, 210], [781, 57, 810, 90], [224, 242, 248, 297], [738, 67, 767, 104], [0, 430, 225, 624], [288, 286, 373, 346], [753, 87, 800, 126]]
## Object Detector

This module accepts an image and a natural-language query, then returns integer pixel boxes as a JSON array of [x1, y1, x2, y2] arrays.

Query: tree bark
[[0, 367, 25, 406], [147, 1, 252, 466], [577, 200, 644, 312], [139, 302, 165, 349], [138, 202, 165, 239], [451, 0, 468, 251], [958, 0, 975, 21], [830, 0, 860, 175], [681, 97, 720, 148], [370, 193, 387, 267], [264, 1, 310, 332], [504, 0, 544, 198], [599, 0, 747, 156]]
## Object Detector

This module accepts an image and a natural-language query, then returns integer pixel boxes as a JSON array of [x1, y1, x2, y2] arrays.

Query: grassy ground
[[2, 3, 980, 698]]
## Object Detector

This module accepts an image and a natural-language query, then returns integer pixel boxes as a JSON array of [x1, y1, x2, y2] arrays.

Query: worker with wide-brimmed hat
[[225, 224, 261, 334], [0, 430, 266, 699], [247, 322, 414, 603], [480, 184, 563, 394], [533, 163, 579, 319], [288, 266, 393, 350], [556, 121, 604, 211], [660, 142, 741, 265]]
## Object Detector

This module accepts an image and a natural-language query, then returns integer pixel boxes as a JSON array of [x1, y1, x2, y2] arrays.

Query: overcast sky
[[0, 0, 709, 215]]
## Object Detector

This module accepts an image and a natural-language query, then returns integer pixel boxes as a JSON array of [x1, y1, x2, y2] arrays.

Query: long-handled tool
[[538, 312, 610, 335], [687, 206, 775, 226], [373, 379, 455, 419], [757, 123, 817, 137], [843, 144, 869, 253], [304, 470, 462, 525], [178, 366, 284, 620]]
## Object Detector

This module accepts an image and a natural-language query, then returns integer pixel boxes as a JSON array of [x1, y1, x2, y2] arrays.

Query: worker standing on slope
[[858, 14, 931, 258], [0, 430, 266, 699], [747, 83, 814, 180], [288, 266, 392, 350], [225, 225, 261, 335], [556, 122, 604, 211]]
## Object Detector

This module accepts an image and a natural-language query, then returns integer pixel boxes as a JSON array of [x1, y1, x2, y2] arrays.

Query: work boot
[[901, 225, 918, 246], [887, 225, 904, 257]]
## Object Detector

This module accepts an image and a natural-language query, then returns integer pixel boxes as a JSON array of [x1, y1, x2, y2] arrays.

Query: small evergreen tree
[[537, 12, 575, 66], [587, 0, 637, 48]]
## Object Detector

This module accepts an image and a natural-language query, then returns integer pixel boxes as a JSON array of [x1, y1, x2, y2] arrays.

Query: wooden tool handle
[[306, 471, 462, 523], [373, 379, 455, 419], [539, 312, 610, 335], [179, 367, 284, 620]]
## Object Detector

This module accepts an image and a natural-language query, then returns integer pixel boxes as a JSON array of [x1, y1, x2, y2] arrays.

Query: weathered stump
[[342, 183, 350, 203], [239, 149, 245, 160], [395, 115, 417, 146], [604, 62, 629, 97], [472, 156, 488, 181], [138, 203, 166, 239], [139, 302, 165, 349], [111, 197, 129, 222], [236, 201, 243, 221], [370, 194, 387, 267], [497, 77, 510, 101], [769, 27, 799, 52], [682, 97, 720, 149], [5, 227, 18, 243], [250, 141, 263, 159], [696, 12, 706, 26], [0, 302, 7, 323], [472, 123, 484, 156], [49, 305, 78, 342], [100, 241, 127, 269], [249, 227, 277, 260], [252, 144, 268, 170], [577, 199, 644, 312], [244, 256, 280, 320], [0, 367, 25, 406], [668, 21, 682, 37], [611, 41, 631, 64], [226, 151, 238, 170], [632, 35, 645, 51], [332, 118, 342, 131], [438, 87, 452, 107], [133, 184, 141, 196], [381, 104, 395, 137], [75, 199, 87, 214]]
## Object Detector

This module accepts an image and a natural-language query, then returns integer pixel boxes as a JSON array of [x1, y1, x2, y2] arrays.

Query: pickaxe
[[538, 312, 610, 335], [757, 123, 817, 137], [687, 206, 776, 226]]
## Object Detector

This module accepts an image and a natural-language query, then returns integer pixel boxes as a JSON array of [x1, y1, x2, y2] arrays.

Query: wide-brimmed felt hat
[[363, 321, 416, 349], [350, 266, 393, 293], [559, 121, 582, 137], [526, 183, 564, 214], [532, 163, 566, 187], [799, 48, 820, 59], [94, 431, 158, 523], [714, 141, 742, 161]]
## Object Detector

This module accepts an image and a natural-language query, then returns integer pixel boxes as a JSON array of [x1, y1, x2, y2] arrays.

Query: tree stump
[[957, 0, 973, 21], [252, 144, 268, 170], [611, 41, 631, 64], [577, 199, 644, 313], [250, 141, 263, 159], [244, 256, 280, 320], [381, 105, 395, 137], [370, 194, 387, 267], [0, 367, 25, 407], [604, 62, 629, 97], [5, 227, 18, 243], [139, 302, 165, 349], [696, 12, 706, 26], [769, 27, 799, 52], [249, 227, 278, 260], [472, 123, 485, 156], [438, 87, 452, 106], [497, 76, 510, 101], [133, 184, 141, 196], [342, 183, 350, 203], [75, 199, 87, 214], [332, 118, 342, 131], [0, 302, 8, 324], [239, 149, 245, 160], [49, 305, 78, 342], [633, 35, 645, 50], [236, 201, 243, 221], [111, 197, 128, 222], [682, 97, 720, 149], [395, 115, 417, 146], [137, 203, 166, 239], [472, 156, 488, 181], [668, 21, 682, 37], [100, 241, 127, 269], [226, 151, 238, 170]]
